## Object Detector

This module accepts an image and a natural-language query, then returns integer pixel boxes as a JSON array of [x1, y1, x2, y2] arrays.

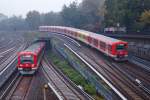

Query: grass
[[47, 51, 104, 100]]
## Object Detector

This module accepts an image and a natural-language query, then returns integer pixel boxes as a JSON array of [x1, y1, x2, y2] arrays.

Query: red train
[[17, 42, 45, 75], [39, 26, 128, 61]]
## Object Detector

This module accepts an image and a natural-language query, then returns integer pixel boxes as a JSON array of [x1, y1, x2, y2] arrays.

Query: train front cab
[[112, 42, 128, 61], [17, 53, 38, 75]]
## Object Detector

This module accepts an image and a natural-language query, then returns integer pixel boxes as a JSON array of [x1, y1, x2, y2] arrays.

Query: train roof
[[90, 32, 122, 44], [39, 26, 127, 45], [68, 27, 126, 44], [76, 30, 89, 36], [19, 42, 45, 55], [67, 27, 123, 44]]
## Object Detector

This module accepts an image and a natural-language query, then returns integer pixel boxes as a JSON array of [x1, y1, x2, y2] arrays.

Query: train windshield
[[20, 55, 34, 64], [116, 44, 126, 50]]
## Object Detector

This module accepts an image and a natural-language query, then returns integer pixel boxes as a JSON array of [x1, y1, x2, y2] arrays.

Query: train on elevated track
[[39, 26, 128, 61], [17, 42, 45, 75]]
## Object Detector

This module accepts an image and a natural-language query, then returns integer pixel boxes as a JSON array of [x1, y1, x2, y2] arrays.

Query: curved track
[[50, 33, 150, 100], [79, 43, 150, 100]]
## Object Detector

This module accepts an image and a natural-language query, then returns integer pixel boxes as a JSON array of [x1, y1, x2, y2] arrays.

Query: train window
[[73, 32, 75, 36], [100, 41, 106, 49], [70, 31, 73, 36], [20, 55, 34, 64], [84, 36, 87, 40], [82, 35, 85, 39], [74, 32, 77, 37], [79, 34, 81, 38], [88, 37, 92, 43], [80, 34, 84, 39], [76, 33, 79, 37], [116, 44, 126, 50], [108, 45, 112, 51], [93, 39, 98, 46], [72, 32, 75, 36]]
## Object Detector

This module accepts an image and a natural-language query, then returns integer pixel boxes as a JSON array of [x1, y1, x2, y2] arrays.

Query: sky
[[0, 0, 82, 18]]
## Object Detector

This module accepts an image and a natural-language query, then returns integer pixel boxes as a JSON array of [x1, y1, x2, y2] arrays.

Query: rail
[[128, 55, 150, 72], [42, 56, 93, 100], [0, 43, 27, 88], [64, 44, 127, 100], [0, 72, 20, 99]]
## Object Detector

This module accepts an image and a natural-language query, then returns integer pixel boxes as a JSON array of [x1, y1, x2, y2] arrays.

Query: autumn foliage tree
[[140, 10, 150, 31], [104, 0, 150, 32]]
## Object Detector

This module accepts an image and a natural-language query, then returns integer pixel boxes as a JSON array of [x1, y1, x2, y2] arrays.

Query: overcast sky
[[0, 0, 82, 17]]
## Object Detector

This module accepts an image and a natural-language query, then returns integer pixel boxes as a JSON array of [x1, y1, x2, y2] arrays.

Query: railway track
[[0, 42, 27, 74], [0, 33, 25, 66], [0, 32, 44, 100], [0, 74, 33, 100], [78, 45, 150, 99], [128, 55, 150, 72], [0, 33, 23, 51], [6, 76, 33, 100], [0, 71, 20, 99], [41, 55, 93, 100], [0, 68, 33, 100], [80, 46, 150, 99], [50, 34, 150, 100], [110, 61, 150, 96], [0, 35, 28, 90]]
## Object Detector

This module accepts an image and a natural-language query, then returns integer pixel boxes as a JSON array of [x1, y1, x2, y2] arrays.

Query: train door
[[105, 44, 109, 55]]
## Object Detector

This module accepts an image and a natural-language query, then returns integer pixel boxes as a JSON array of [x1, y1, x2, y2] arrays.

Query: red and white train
[[39, 26, 128, 61], [17, 42, 45, 75]]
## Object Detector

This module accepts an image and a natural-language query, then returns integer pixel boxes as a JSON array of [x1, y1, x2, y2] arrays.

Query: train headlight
[[20, 64, 23, 67], [31, 64, 35, 67]]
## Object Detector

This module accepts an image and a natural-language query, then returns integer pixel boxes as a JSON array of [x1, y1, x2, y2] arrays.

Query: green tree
[[0, 16, 28, 31], [26, 11, 41, 30], [61, 0, 104, 32], [42, 12, 63, 26], [104, 0, 150, 32], [61, 1, 82, 28], [79, 0, 104, 32]]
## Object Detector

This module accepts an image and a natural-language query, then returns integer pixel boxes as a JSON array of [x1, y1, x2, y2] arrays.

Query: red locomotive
[[17, 42, 45, 75], [39, 26, 128, 61]]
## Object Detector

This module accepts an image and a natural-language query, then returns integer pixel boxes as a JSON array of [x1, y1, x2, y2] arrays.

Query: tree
[[0, 13, 8, 22], [26, 11, 41, 30], [42, 12, 63, 26], [0, 16, 28, 31], [61, 0, 104, 32], [104, 0, 150, 32], [79, 0, 105, 32], [140, 10, 150, 31], [61, 1, 82, 28]]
